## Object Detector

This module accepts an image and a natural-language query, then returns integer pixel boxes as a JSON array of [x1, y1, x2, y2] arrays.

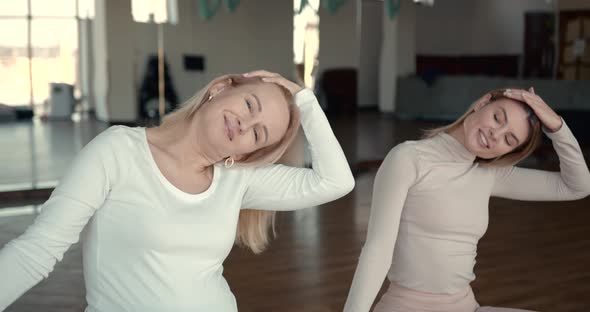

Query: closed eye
[[253, 128, 259, 142], [506, 134, 519, 147], [245, 99, 252, 112]]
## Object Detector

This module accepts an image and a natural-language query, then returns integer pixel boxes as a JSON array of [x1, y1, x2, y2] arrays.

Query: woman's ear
[[232, 154, 246, 162]]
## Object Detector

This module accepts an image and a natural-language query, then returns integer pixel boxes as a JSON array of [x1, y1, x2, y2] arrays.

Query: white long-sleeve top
[[0, 89, 355, 312], [344, 121, 590, 312]]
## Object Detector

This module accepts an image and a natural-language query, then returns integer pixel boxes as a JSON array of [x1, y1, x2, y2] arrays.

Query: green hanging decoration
[[321, 0, 347, 15], [385, 0, 400, 20], [199, 0, 222, 21], [225, 0, 240, 13], [297, 0, 308, 15], [298, 0, 350, 16], [199, 0, 241, 20], [296, 0, 320, 15]]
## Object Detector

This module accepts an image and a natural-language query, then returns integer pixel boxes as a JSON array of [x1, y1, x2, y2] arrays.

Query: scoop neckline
[[142, 127, 220, 201]]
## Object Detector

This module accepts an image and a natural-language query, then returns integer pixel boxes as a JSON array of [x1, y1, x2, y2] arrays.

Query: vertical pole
[[157, 23, 165, 120], [27, 0, 34, 110]]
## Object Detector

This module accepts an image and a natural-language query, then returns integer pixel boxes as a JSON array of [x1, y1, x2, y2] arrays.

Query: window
[[31, 19, 78, 105], [0, 20, 30, 106], [31, 0, 77, 17], [0, 0, 92, 112], [132, 0, 178, 24], [0, 0, 28, 16]]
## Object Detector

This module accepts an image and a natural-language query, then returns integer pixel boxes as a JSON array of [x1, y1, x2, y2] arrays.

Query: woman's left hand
[[503, 87, 563, 132], [242, 70, 304, 95]]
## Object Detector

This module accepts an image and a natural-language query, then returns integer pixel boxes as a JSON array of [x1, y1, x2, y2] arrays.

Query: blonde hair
[[161, 74, 303, 253], [424, 89, 542, 167]]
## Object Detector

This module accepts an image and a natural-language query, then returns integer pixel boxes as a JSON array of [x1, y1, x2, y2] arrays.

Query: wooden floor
[[1, 114, 589, 311]]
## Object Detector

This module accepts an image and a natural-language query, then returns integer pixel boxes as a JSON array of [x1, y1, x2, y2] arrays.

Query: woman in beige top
[[344, 88, 590, 312]]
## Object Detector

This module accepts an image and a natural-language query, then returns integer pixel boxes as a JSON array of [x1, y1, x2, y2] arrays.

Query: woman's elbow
[[584, 176, 590, 197], [577, 184, 590, 199], [565, 186, 590, 200], [573, 176, 590, 200], [339, 173, 356, 197], [321, 175, 355, 201]]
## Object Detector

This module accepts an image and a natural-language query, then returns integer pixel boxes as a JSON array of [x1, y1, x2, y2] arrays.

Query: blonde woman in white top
[[0, 70, 355, 312], [344, 88, 590, 312]]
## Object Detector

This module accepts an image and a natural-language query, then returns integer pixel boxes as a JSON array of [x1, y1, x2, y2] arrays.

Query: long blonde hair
[[161, 74, 303, 253], [424, 89, 542, 167]]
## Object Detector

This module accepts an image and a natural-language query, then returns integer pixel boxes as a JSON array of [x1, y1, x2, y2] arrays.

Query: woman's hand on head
[[503, 87, 563, 132], [242, 70, 304, 95], [474, 92, 493, 109]]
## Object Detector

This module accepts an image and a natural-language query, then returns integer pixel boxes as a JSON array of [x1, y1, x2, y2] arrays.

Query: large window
[[0, 19, 30, 106], [31, 0, 77, 17], [0, 0, 27, 15], [0, 0, 93, 113], [31, 19, 79, 106], [132, 0, 178, 24]]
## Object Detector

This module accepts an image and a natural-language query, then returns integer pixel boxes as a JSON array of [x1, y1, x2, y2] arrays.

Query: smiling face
[[461, 98, 533, 160], [195, 81, 291, 160]]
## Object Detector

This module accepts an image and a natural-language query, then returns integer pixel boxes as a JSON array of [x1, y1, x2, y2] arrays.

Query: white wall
[[358, 0, 383, 107], [415, 0, 553, 55], [379, 0, 416, 113], [92, 0, 110, 121], [318, 0, 360, 74], [105, 0, 136, 121], [93, 0, 293, 122], [300, 0, 587, 112], [140, 0, 294, 103], [376, 0, 558, 112], [396, 0, 416, 76]]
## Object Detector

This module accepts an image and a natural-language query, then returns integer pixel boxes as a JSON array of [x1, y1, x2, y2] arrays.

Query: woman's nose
[[489, 128, 499, 142], [238, 118, 255, 134], [234, 119, 242, 134]]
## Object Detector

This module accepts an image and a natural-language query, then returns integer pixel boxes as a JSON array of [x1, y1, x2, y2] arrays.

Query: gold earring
[[224, 157, 234, 168]]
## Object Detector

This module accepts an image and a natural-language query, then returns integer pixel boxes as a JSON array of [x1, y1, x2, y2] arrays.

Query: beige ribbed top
[[344, 121, 590, 312]]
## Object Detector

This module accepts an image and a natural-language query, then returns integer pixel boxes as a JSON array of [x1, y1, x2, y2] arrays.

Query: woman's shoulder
[[389, 140, 422, 157], [384, 138, 442, 171], [384, 140, 421, 166], [100, 125, 143, 140], [79, 126, 146, 164], [405, 136, 447, 160], [91, 125, 144, 148]]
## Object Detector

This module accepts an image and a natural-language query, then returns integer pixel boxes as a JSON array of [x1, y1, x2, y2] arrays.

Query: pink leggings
[[373, 282, 536, 312]]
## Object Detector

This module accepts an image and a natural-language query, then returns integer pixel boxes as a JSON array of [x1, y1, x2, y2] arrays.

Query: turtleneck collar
[[431, 132, 477, 163]]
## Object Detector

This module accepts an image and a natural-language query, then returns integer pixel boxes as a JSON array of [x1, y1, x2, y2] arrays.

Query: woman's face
[[462, 98, 531, 159], [196, 82, 290, 159]]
